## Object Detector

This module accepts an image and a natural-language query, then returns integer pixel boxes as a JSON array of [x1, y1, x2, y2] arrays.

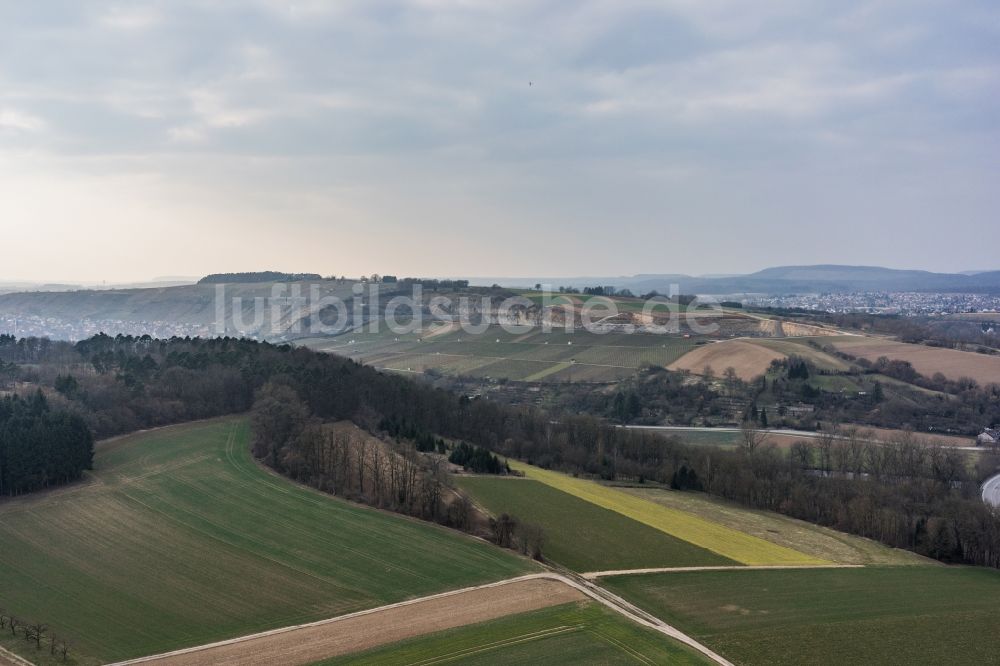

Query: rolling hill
[[0, 417, 531, 663]]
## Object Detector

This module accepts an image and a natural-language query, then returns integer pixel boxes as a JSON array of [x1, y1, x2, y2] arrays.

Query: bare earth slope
[[668, 340, 785, 380]]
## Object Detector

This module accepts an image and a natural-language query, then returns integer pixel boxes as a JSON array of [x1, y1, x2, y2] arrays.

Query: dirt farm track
[[112, 577, 585, 666]]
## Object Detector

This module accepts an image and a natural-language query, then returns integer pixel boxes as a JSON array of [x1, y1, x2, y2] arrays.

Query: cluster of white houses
[[979, 428, 1000, 447]]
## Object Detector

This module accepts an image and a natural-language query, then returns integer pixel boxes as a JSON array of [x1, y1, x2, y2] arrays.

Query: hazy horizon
[[1, 1, 997, 282], [5, 261, 1000, 288]]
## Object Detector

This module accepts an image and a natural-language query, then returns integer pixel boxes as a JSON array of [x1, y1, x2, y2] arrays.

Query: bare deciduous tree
[[26, 622, 48, 649], [790, 441, 813, 470], [740, 421, 768, 454], [817, 423, 839, 475]]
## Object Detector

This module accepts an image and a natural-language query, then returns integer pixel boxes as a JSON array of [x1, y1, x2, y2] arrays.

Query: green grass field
[[318, 601, 712, 665], [604, 567, 1000, 665], [507, 461, 825, 566], [456, 477, 734, 571], [0, 418, 532, 664]]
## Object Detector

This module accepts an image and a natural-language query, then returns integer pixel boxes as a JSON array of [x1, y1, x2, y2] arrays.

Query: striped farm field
[[0, 418, 532, 664], [320, 601, 712, 666], [507, 461, 825, 566], [603, 567, 1000, 666], [457, 477, 734, 571], [616, 486, 931, 566], [301, 326, 699, 383]]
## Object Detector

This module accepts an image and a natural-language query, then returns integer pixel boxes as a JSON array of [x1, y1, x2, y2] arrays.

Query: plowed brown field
[[831, 339, 1000, 386], [669, 340, 784, 380]]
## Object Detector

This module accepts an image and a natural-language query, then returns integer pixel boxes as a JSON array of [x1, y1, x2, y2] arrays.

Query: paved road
[[982, 473, 1000, 507], [627, 424, 828, 439], [625, 424, 977, 451]]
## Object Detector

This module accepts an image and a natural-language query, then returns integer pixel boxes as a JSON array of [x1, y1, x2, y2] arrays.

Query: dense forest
[[3, 332, 1000, 567], [197, 271, 323, 284], [0, 392, 93, 496]]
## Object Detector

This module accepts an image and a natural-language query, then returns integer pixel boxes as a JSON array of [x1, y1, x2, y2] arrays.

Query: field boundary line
[[109, 572, 734, 666], [409, 625, 581, 666], [582, 564, 864, 579]]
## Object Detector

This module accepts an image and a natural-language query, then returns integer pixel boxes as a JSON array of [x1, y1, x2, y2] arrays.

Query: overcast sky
[[1, 1, 997, 282]]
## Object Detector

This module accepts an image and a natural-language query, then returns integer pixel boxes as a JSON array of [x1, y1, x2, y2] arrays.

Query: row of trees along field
[[3, 333, 1000, 567], [0, 609, 71, 662], [250, 383, 465, 529]]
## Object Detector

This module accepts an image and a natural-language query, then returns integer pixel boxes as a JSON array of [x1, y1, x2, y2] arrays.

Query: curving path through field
[[0, 647, 33, 666], [110, 572, 733, 666], [982, 473, 1000, 507]]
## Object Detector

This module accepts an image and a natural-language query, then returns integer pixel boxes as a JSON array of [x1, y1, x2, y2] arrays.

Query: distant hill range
[[2, 265, 999, 342], [467, 265, 1000, 295]]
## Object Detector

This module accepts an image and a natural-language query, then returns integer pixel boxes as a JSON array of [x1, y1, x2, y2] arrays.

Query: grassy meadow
[[319, 601, 712, 666], [507, 461, 825, 566], [456, 477, 733, 571], [0, 418, 532, 664], [604, 567, 1000, 665]]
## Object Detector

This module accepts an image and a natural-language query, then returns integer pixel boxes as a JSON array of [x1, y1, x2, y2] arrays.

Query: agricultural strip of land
[[116, 578, 585, 666], [506, 461, 826, 566], [318, 600, 713, 666], [602, 567, 1000, 666], [456, 477, 734, 571], [302, 326, 699, 383], [830, 338, 1000, 385], [614, 486, 931, 566], [0, 418, 532, 664]]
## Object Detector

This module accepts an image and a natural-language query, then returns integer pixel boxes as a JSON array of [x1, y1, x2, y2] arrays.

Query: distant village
[[0, 314, 210, 341], [743, 291, 1000, 316]]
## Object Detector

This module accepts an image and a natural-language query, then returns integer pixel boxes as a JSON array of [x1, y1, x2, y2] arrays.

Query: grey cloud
[[0, 0, 997, 278]]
